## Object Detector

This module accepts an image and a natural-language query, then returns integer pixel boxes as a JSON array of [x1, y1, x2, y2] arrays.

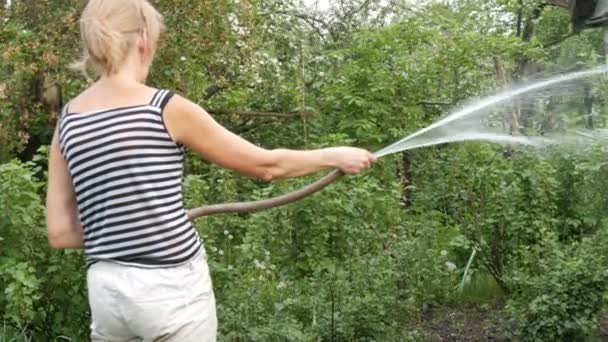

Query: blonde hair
[[72, 0, 164, 77]]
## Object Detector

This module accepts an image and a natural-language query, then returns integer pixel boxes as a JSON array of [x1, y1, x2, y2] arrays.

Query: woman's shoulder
[[64, 84, 168, 115]]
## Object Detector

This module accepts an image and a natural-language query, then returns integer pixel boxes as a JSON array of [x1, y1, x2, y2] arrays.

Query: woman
[[45, 0, 376, 340]]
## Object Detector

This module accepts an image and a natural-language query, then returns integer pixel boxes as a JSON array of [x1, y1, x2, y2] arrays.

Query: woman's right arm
[[163, 95, 376, 180]]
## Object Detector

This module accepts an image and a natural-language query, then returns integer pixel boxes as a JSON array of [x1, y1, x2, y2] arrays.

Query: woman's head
[[73, 0, 164, 81]]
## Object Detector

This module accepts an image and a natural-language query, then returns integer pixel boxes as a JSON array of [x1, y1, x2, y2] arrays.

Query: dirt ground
[[419, 306, 509, 341], [419, 307, 608, 341], [597, 315, 608, 340]]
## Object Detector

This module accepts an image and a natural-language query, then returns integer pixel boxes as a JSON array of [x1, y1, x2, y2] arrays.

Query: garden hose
[[187, 169, 344, 219]]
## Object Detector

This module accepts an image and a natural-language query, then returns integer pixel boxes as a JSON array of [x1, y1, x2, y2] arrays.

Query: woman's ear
[[138, 28, 149, 59]]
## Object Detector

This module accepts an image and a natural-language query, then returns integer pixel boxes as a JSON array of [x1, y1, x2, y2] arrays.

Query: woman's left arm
[[46, 127, 83, 249]]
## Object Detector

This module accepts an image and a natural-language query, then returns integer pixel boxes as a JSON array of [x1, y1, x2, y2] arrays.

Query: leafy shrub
[[0, 160, 46, 324], [0, 160, 89, 340], [184, 162, 432, 340], [507, 233, 608, 340], [413, 144, 560, 293]]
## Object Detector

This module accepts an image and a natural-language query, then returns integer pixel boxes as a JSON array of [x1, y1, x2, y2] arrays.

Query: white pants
[[86, 251, 217, 342]]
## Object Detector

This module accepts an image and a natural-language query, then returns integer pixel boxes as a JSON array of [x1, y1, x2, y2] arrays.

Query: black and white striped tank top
[[58, 89, 202, 267]]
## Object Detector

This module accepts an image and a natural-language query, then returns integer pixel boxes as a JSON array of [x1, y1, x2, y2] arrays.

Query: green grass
[[451, 273, 504, 306], [0, 324, 75, 342], [0, 322, 32, 342]]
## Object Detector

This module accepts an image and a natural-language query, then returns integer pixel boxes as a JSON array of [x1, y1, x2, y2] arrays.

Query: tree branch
[[545, 0, 569, 9], [417, 100, 451, 106], [208, 109, 303, 118], [340, 0, 372, 21], [273, 10, 335, 40], [542, 31, 577, 48], [203, 85, 226, 100]]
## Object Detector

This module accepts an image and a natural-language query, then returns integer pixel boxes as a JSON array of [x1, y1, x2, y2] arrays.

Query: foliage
[[0, 159, 89, 340], [507, 231, 608, 340], [185, 163, 430, 340], [3, 0, 608, 340], [414, 145, 560, 292]]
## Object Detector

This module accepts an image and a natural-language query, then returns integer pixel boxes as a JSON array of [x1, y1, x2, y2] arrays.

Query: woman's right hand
[[326, 147, 377, 175]]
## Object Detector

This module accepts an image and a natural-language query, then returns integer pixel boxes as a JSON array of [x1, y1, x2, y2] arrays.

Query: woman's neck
[[99, 56, 147, 86]]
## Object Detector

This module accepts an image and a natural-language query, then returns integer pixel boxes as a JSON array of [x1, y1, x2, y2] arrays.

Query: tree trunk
[[516, 0, 523, 37], [494, 57, 520, 134], [540, 96, 558, 134], [400, 152, 413, 209], [513, 6, 544, 134], [18, 77, 63, 161]]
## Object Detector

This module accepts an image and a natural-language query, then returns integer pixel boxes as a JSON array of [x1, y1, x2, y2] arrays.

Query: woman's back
[[59, 87, 201, 266]]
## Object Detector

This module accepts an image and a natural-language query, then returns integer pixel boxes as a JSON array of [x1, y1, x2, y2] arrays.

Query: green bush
[[507, 234, 608, 340], [0, 160, 89, 340], [183, 162, 433, 340], [4, 2, 608, 339]]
